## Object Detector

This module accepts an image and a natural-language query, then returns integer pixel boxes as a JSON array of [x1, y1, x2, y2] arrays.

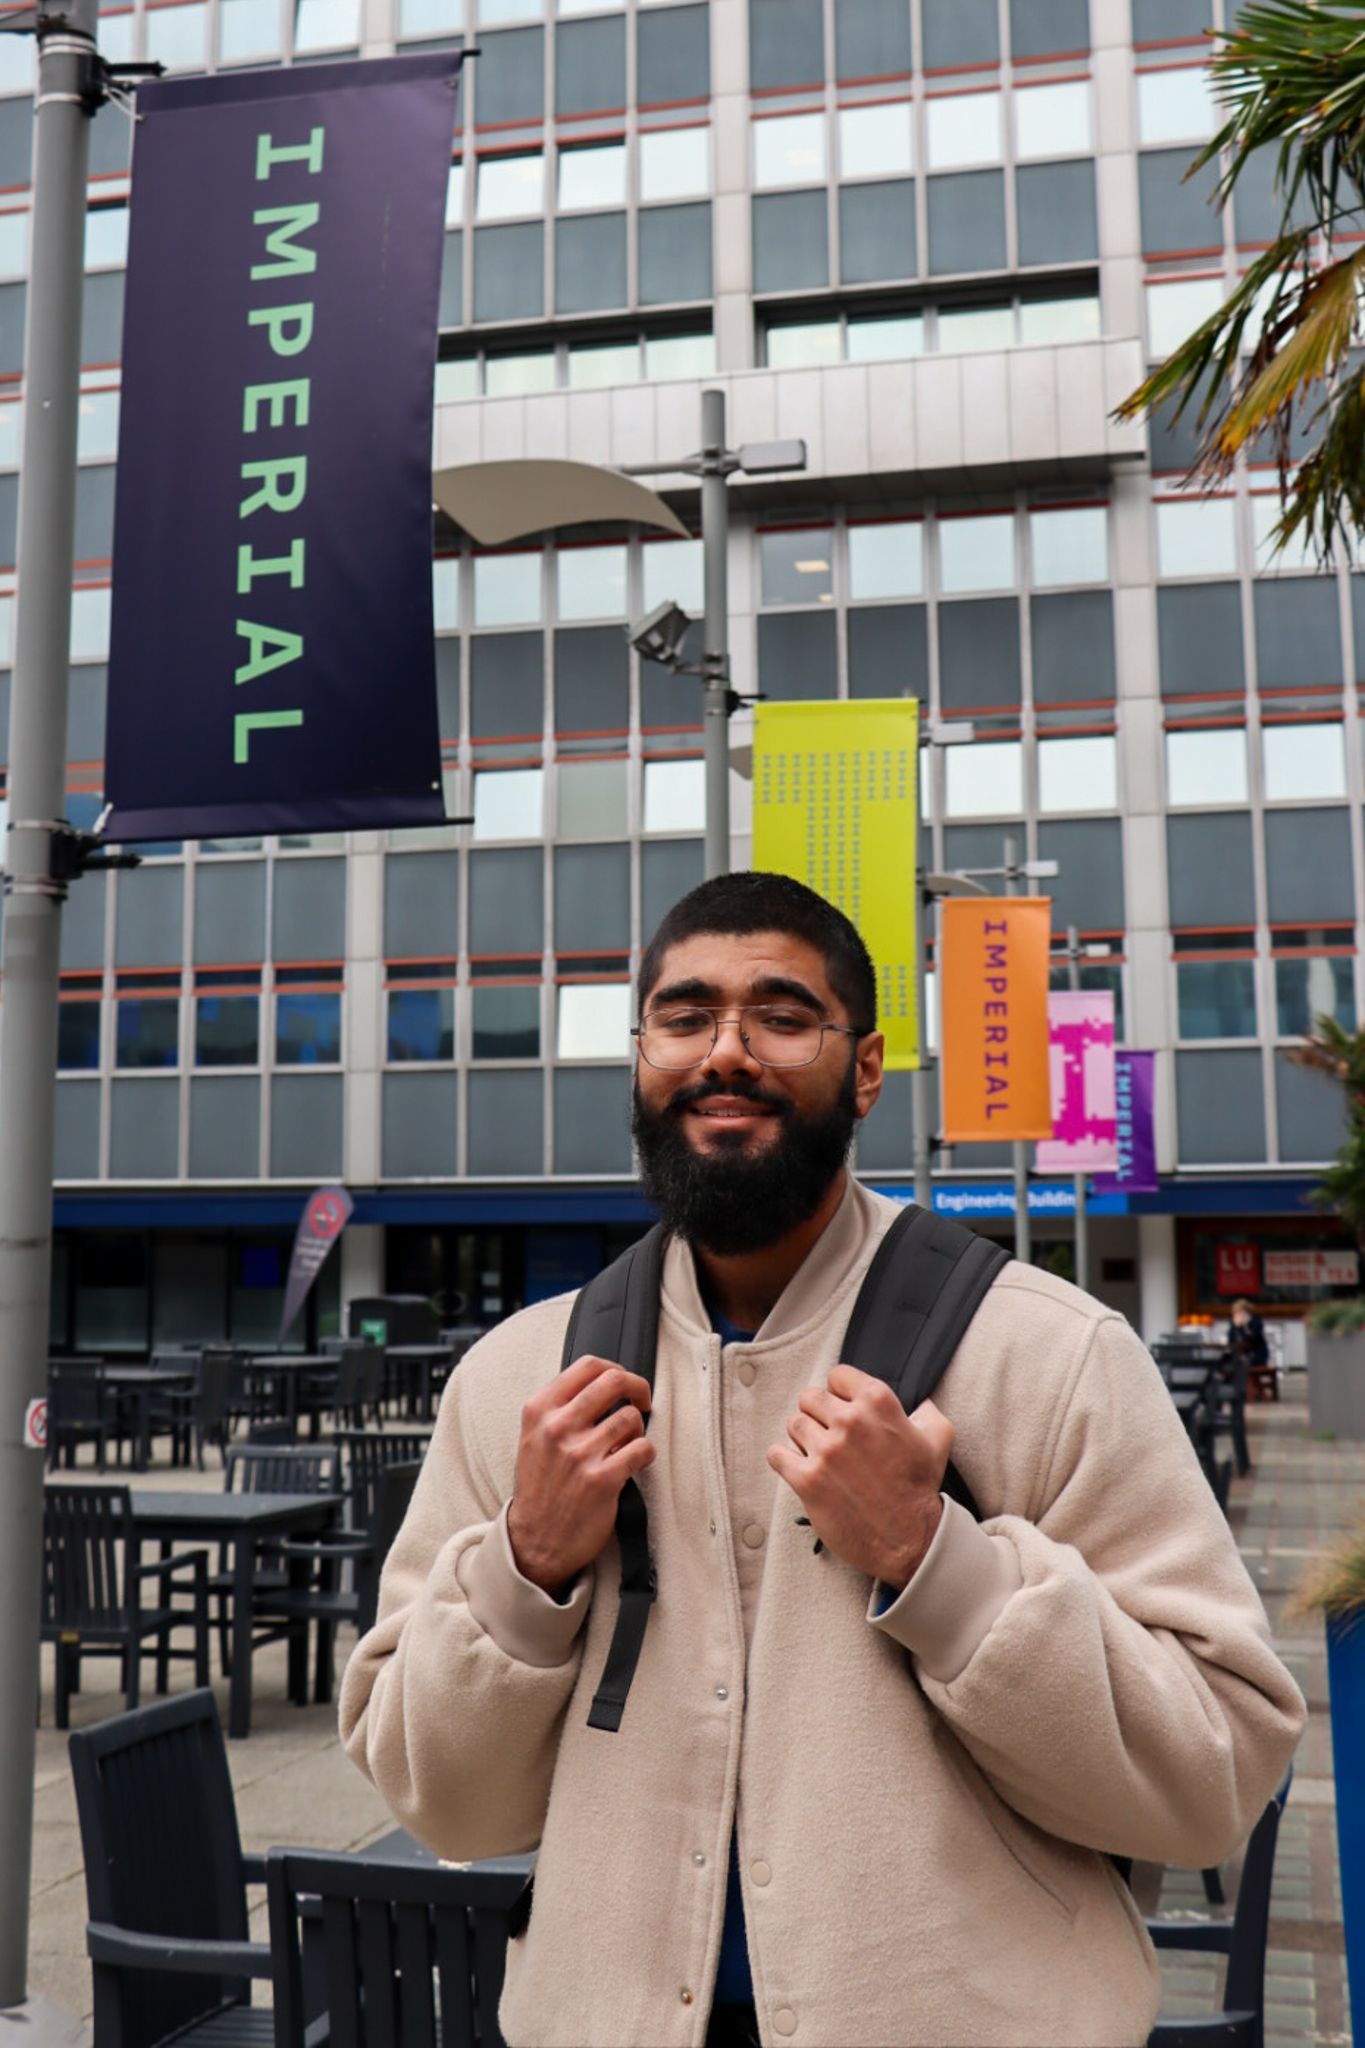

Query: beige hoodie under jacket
[[340, 1180, 1305, 2048]]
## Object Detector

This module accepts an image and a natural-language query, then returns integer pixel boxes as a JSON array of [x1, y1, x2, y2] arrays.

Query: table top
[[247, 1354, 332, 1370], [385, 1344, 456, 1360], [102, 1366, 196, 1386], [126, 1490, 343, 1534]]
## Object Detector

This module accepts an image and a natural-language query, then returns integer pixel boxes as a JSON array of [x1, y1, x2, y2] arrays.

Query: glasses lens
[[743, 1004, 824, 1067], [639, 1007, 716, 1069]]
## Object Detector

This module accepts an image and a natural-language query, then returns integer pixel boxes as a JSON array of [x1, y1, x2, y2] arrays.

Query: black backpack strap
[[841, 1204, 1010, 1521], [560, 1224, 668, 1734]]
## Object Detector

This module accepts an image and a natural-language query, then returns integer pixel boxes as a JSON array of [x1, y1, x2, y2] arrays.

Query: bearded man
[[341, 871, 1302, 2048]]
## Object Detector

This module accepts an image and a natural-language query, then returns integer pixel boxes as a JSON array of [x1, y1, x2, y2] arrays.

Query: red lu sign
[[1215, 1243, 1261, 1297]]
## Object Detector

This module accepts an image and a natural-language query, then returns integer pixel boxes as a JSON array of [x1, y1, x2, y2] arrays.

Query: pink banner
[[1035, 991, 1117, 1173]]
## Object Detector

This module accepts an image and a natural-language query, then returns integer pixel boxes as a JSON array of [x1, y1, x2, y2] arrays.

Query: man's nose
[[702, 1014, 764, 1078]]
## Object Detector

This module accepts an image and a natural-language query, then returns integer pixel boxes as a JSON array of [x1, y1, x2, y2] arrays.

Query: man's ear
[[854, 1032, 884, 1121]]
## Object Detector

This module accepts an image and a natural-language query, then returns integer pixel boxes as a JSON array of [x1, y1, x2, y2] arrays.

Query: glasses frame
[[631, 1003, 864, 1072]]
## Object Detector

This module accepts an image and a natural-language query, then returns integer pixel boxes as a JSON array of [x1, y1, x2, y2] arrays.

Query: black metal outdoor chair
[[68, 1689, 273, 2048], [259, 1460, 422, 1699], [1146, 1778, 1291, 2048], [334, 1428, 432, 1533], [41, 1484, 209, 1729], [266, 1845, 528, 2048], [212, 1446, 342, 1679], [163, 1349, 234, 1471], [48, 1361, 112, 1470]]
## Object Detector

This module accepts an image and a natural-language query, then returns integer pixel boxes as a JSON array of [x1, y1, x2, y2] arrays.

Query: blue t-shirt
[[709, 1304, 756, 2007]]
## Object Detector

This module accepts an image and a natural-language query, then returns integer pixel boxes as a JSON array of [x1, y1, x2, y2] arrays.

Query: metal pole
[[1003, 835, 1031, 1267], [699, 386, 730, 879], [1066, 924, 1090, 1294], [912, 873, 932, 1209], [0, 0, 95, 2005]]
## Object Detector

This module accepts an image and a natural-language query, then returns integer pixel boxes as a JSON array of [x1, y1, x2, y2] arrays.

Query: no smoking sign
[[23, 1398, 47, 1451]]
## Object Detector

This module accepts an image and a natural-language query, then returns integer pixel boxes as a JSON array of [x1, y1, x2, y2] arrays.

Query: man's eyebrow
[[648, 977, 717, 1007], [751, 975, 829, 1013]]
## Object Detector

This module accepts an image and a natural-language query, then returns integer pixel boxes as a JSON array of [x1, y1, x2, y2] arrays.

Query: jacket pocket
[[933, 1722, 1079, 1925]]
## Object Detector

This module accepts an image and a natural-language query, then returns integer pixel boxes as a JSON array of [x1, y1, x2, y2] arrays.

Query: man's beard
[[631, 1060, 859, 1256]]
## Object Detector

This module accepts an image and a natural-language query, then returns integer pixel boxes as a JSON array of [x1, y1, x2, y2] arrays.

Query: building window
[[1018, 293, 1100, 344], [1274, 941, 1355, 1037], [387, 987, 456, 1062], [557, 981, 631, 1059], [558, 141, 626, 210], [473, 551, 542, 626], [639, 127, 709, 202], [293, 0, 359, 47], [1250, 495, 1326, 573], [433, 557, 460, 634], [938, 513, 1015, 595], [77, 386, 120, 464], [195, 995, 258, 1068], [143, 1, 208, 69], [399, 0, 459, 35], [838, 103, 913, 180], [1014, 82, 1091, 161], [643, 757, 704, 833], [1174, 935, 1258, 1040], [1145, 277, 1223, 362], [1037, 734, 1118, 813], [85, 205, 128, 270], [1137, 66, 1216, 147], [926, 92, 1002, 172], [559, 758, 629, 838], [644, 329, 716, 378], [445, 162, 466, 225], [1156, 497, 1238, 579], [767, 318, 843, 369], [472, 767, 544, 841], [557, 543, 627, 621], [848, 521, 923, 602], [483, 349, 557, 398], [477, 153, 545, 221], [566, 339, 640, 388], [759, 528, 834, 606], [642, 535, 704, 614], [57, 1003, 101, 1072], [276, 991, 341, 1065], [1262, 722, 1347, 802], [938, 302, 1013, 353], [219, 0, 280, 62], [70, 585, 112, 662], [1166, 727, 1249, 806], [1030, 505, 1108, 587], [753, 113, 826, 190], [847, 309, 924, 359], [472, 982, 540, 1058], [116, 998, 180, 1069], [944, 740, 1023, 819]]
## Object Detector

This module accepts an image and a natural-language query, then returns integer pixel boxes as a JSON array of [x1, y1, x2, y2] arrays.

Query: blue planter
[[1328, 1614, 1365, 2038]]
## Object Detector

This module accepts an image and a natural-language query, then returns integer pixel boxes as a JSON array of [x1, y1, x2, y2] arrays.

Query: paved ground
[[23, 1384, 1362, 2044]]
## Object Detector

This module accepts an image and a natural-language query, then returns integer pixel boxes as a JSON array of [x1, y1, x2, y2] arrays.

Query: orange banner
[[940, 898, 1054, 1142]]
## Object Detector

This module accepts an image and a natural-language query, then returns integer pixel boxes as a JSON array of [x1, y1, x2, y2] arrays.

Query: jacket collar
[[660, 1172, 891, 1347]]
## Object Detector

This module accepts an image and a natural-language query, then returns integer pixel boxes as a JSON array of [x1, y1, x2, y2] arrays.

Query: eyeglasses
[[632, 1002, 863, 1071]]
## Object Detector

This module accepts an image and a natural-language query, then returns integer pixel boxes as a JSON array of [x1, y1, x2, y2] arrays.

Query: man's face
[[630, 931, 884, 1254]]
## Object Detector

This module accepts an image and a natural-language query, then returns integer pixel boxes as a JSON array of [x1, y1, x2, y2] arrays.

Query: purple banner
[[103, 53, 462, 841], [1035, 990, 1117, 1173], [1093, 1050, 1159, 1195], [280, 1184, 353, 1342]]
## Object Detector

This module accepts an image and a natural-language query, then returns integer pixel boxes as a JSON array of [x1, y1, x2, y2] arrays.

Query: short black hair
[[638, 871, 877, 1033]]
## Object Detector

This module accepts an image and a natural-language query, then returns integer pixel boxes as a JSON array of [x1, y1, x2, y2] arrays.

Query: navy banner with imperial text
[[102, 53, 462, 840]]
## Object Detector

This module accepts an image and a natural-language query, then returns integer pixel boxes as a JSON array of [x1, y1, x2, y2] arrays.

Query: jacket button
[[742, 1523, 765, 1549], [751, 1860, 772, 1886], [774, 2009, 797, 2036], [692, 1851, 706, 1866], [681, 1990, 694, 2006], [715, 1686, 729, 1700], [737, 1360, 756, 1387]]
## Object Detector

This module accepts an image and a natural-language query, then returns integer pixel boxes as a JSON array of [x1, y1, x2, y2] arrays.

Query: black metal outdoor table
[[128, 1489, 341, 1738], [101, 1367, 195, 1472], [384, 1345, 456, 1423]]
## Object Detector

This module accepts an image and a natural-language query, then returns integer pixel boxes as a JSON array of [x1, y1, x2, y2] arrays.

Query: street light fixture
[[627, 600, 694, 671]]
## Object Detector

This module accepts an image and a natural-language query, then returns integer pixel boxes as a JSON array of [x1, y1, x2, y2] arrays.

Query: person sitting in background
[[1225, 1298, 1269, 1375]]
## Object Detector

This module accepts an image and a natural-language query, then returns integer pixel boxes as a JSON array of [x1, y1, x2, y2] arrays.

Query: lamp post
[[434, 392, 807, 883]]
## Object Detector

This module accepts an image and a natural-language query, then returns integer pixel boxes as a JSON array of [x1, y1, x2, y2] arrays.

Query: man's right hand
[[505, 1356, 656, 1594]]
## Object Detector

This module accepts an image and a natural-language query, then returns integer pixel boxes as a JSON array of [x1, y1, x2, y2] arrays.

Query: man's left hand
[[767, 1367, 955, 1590]]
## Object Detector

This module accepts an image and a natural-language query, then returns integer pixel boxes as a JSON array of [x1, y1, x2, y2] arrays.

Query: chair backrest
[[356, 1462, 423, 1636], [42, 1484, 131, 1629], [332, 1349, 365, 1409], [336, 1430, 432, 1535], [223, 1444, 340, 1495], [1224, 1783, 1290, 2023], [196, 1350, 234, 1429], [267, 1846, 527, 2048], [47, 1362, 106, 1432], [68, 1690, 252, 2048]]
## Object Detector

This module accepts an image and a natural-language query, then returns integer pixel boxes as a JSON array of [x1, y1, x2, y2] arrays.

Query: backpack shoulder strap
[[560, 1223, 668, 1735], [841, 1204, 1009, 1521]]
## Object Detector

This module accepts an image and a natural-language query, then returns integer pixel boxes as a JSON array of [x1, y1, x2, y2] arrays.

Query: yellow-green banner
[[752, 699, 920, 1070]]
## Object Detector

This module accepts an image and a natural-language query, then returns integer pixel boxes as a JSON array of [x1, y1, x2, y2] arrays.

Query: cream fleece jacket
[[340, 1179, 1305, 2048]]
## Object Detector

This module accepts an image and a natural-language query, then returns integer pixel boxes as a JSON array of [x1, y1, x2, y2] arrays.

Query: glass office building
[[1, 0, 1361, 1345]]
